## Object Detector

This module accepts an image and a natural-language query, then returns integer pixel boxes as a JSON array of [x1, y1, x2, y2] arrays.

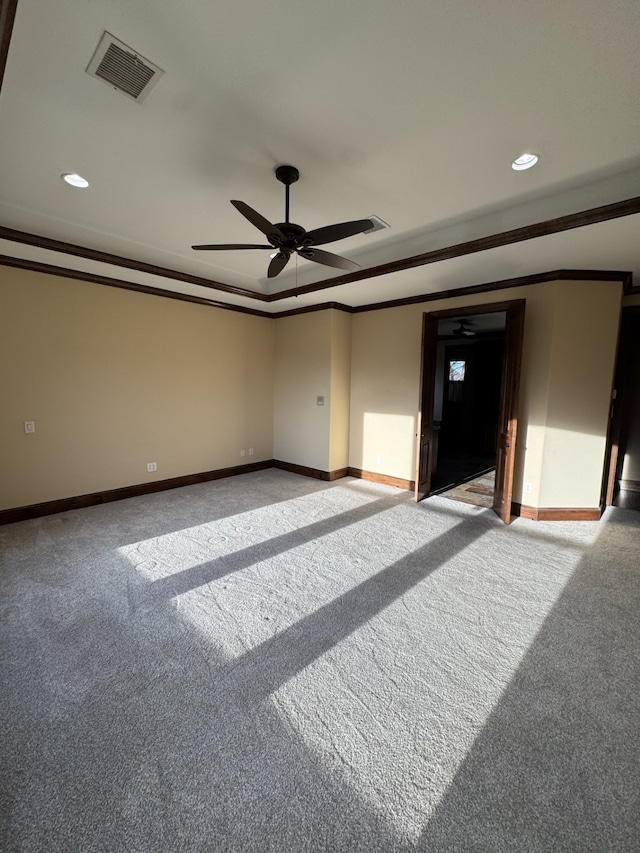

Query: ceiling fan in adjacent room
[[453, 319, 477, 337], [192, 165, 374, 278]]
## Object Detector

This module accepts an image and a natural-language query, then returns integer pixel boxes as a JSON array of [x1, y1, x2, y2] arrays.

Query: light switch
[[24, 421, 36, 434], [317, 396, 325, 406]]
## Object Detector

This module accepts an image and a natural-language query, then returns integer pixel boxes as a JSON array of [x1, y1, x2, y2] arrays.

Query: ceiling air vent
[[86, 32, 164, 102], [364, 215, 390, 234]]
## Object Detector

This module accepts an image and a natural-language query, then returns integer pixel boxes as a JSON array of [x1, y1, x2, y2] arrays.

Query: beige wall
[[273, 309, 352, 472], [349, 305, 421, 480], [0, 266, 625, 513], [0, 268, 274, 510], [329, 310, 352, 471], [349, 279, 622, 508], [537, 281, 621, 507], [273, 311, 332, 470]]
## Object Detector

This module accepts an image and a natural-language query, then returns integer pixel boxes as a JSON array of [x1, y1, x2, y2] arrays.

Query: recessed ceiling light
[[511, 153, 539, 171], [62, 173, 90, 188]]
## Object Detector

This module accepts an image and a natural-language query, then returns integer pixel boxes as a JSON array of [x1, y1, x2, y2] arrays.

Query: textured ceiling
[[1, 0, 639, 313]]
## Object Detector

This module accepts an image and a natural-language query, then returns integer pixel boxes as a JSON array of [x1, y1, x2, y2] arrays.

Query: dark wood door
[[492, 301, 526, 523], [414, 314, 438, 501], [603, 306, 640, 507]]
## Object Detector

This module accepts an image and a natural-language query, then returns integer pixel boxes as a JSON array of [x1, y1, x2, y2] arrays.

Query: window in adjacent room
[[448, 359, 466, 402], [449, 360, 466, 381]]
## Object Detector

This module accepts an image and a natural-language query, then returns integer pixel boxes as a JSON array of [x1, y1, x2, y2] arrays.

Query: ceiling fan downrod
[[275, 164, 299, 225]]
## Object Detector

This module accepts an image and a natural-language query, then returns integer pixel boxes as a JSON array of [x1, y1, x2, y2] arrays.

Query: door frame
[[602, 305, 640, 506], [414, 299, 526, 523]]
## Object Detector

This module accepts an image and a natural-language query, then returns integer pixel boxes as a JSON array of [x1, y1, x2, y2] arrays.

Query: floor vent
[[86, 32, 163, 102]]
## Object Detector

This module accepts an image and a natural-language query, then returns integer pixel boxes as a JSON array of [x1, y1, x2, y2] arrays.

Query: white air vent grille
[[364, 215, 390, 234], [86, 32, 163, 102]]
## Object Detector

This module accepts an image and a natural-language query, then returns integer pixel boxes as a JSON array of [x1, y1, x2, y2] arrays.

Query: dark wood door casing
[[603, 306, 640, 507], [414, 314, 438, 501], [414, 299, 526, 523], [493, 301, 526, 523]]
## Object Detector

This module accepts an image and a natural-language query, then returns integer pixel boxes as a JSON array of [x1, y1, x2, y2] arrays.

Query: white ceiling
[[1, 0, 639, 314]]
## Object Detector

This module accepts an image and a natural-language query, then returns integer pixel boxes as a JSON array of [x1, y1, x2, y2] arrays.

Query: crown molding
[[349, 269, 632, 313], [1, 253, 631, 318], [0, 255, 272, 317], [269, 196, 640, 300], [0, 225, 269, 302], [1, 195, 638, 308]]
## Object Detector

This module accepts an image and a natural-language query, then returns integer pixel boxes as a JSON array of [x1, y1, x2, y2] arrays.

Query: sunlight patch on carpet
[[116, 480, 601, 841]]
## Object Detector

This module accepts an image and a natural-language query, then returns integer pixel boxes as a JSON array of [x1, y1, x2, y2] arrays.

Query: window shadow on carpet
[[406, 511, 640, 851]]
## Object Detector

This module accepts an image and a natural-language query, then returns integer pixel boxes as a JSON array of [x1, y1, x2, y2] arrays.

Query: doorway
[[603, 306, 640, 511], [415, 299, 526, 524], [431, 314, 506, 502]]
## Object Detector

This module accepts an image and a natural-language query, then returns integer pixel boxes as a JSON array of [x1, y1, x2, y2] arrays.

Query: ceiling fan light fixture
[[62, 173, 90, 188], [511, 153, 539, 171], [453, 319, 477, 337]]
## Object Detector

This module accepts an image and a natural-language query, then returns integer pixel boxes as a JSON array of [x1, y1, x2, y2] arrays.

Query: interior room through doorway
[[431, 312, 506, 507]]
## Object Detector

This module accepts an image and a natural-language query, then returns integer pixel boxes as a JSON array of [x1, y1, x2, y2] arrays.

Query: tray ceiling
[[1, 0, 639, 313]]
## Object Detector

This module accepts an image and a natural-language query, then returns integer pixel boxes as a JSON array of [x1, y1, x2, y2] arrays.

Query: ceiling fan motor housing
[[275, 164, 300, 186], [270, 221, 308, 251]]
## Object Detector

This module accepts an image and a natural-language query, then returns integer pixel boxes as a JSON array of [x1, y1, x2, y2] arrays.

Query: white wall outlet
[[146, 462, 157, 472], [248, 448, 254, 456], [24, 420, 36, 434], [240, 449, 246, 457], [523, 482, 532, 494], [316, 395, 325, 406], [376, 455, 383, 465]]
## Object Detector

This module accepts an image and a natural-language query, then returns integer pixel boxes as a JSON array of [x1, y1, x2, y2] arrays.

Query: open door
[[414, 314, 438, 501], [414, 299, 525, 523], [602, 306, 640, 507], [492, 300, 525, 523]]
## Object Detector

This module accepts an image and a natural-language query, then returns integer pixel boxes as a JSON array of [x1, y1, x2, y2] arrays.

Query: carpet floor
[[1, 470, 639, 852]]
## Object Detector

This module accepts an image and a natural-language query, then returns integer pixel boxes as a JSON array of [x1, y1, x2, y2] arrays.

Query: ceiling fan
[[192, 165, 374, 278], [453, 319, 477, 337]]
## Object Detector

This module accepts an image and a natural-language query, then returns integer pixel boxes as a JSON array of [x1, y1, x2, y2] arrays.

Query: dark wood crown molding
[[0, 255, 272, 318], [350, 269, 632, 313], [0, 0, 637, 310], [0, 225, 270, 302], [269, 196, 640, 301], [0, 196, 638, 311], [2, 253, 630, 320], [273, 301, 353, 319]]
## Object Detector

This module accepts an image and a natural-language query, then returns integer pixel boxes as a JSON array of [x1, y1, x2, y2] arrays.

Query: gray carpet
[[1, 470, 639, 852]]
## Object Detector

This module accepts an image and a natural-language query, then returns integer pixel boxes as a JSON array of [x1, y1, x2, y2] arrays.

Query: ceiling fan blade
[[298, 247, 359, 272], [192, 243, 272, 250], [304, 219, 374, 246], [268, 251, 291, 278], [231, 200, 285, 242]]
